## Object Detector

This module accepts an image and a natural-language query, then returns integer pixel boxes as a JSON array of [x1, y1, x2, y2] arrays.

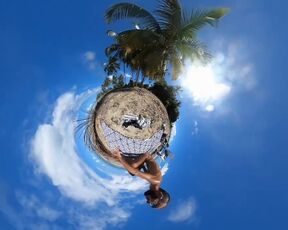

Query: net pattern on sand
[[101, 122, 163, 155]]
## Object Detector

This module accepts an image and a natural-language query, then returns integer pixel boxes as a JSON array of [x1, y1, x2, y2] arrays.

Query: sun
[[180, 61, 231, 111]]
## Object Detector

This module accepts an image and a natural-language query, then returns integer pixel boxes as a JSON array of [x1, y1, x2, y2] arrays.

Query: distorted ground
[[92, 87, 171, 166]]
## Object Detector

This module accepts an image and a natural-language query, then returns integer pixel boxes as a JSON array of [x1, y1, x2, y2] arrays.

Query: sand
[[90, 87, 171, 167]]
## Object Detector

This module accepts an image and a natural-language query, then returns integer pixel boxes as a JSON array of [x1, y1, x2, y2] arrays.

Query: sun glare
[[180, 62, 231, 112]]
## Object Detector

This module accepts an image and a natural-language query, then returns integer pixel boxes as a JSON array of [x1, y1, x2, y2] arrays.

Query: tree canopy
[[105, 0, 229, 82]]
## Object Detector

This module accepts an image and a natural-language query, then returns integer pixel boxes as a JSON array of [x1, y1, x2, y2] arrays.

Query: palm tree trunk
[[140, 75, 146, 86], [135, 69, 140, 86], [131, 71, 134, 85], [123, 63, 126, 84]]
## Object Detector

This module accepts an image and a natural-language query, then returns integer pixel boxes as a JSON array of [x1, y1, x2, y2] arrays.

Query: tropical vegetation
[[104, 0, 229, 83], [97, 0, 229, 122]]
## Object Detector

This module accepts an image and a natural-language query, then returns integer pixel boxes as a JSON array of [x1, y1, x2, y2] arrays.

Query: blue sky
[[1, 0, 288, 229]]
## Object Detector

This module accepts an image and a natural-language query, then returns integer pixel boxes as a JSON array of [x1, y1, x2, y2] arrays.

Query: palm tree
[[104, 55, 120, 76], [105, 0, 229, 82]]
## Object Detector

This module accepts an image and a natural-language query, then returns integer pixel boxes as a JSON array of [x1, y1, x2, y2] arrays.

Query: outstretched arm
[[119, 156, 142, 175], [113, 149, 155, 183]]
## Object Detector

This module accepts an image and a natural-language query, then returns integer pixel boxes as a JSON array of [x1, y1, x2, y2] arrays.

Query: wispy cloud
[[169, 123, 177, 144], [69, 206, 131, 230], [30, 89, 146, 204], [83, 51, 96, 61], [1, 186, 132, 230], [16, 192, 61, 222], [192, 120, 199, 135], [0, 184, 24, 230], [28, 88, 148, 229], [82, 51, 99, 70], [167, 197, 197, 223]]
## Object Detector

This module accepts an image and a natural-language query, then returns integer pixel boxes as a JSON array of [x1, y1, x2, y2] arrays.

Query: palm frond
[[104, 1, 229, 83], [176, 40, 212, 63], [155, 0, 182, 35], [168, 49, 184, 80], [105, 3, 161, 31], [106, 29, 167, 76], [179, 8, 229, 40], [129, 46, 166, 78], [104, 56, 120, 75], [105, 44, 120, 56], [83, 110, 107, 157], [117, 29, 163, 50]]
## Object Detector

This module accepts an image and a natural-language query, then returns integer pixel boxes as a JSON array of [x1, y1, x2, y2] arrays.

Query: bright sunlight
[[180, 61, 231, 112]]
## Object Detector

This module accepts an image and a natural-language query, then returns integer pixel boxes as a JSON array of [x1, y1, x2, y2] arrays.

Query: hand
[[112, 148, 122, 160]]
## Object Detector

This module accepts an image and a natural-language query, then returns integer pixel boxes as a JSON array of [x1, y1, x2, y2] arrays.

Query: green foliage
[[105, 0, 229, 82], [104, 56, 120, 75], [97, 75, 125, 100], [96, 77, 181, 123], [148, 80, 181, 123], [105, 3, 161, 31], [97, 0, 229, 122], [113, 75, 125, 88]]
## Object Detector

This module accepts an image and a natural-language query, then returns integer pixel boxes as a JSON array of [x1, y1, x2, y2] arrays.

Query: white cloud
[[192, 120, 199, 135], [167, 197, 197, 223], [169, 123, 177, 144], [125, 73, 132, 79], [82, 51, 98, 70], [221, 41, 256, 90], [83, 51, 96, 61], [30, 89, 146, 205], [161, 163, 169, 175], [29, 88, 149, 229], [0, 185, 24, 230], [67, 206, 131, 230], [205, 104, 215, 112], [16, 193, 61, 222]]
